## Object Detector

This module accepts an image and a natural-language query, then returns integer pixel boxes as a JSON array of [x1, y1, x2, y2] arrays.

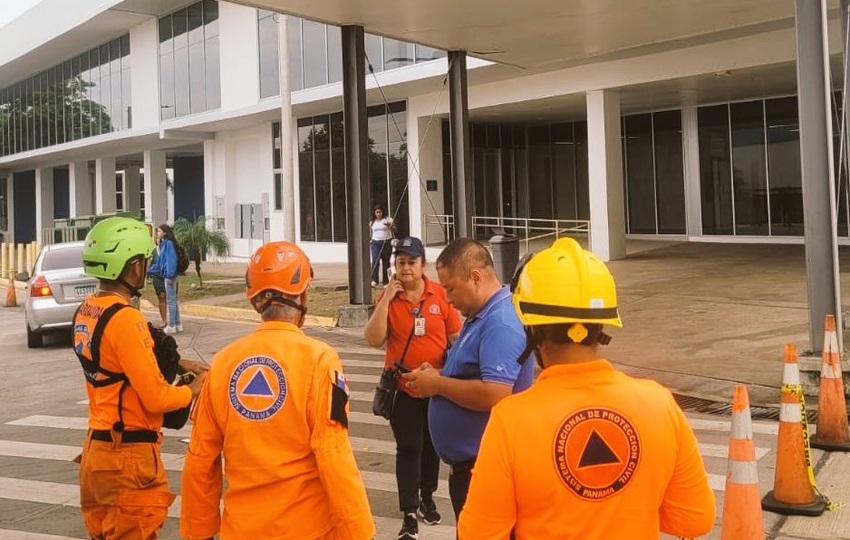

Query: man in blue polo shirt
[[403, 238, 533, 520]]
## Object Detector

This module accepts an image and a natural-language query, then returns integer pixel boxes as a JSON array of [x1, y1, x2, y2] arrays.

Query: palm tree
[[173, 216, 231, 288]]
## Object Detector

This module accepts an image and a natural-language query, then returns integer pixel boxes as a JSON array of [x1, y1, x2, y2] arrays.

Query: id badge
[[414, 317, 426, 336]]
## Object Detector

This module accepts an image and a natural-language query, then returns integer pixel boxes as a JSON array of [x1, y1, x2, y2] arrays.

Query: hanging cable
[[363, 50, 453, 279]]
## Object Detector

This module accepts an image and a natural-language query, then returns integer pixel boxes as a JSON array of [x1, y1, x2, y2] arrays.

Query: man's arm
[[310, 351, 376, 539], [402, 365, 512, 411], [659, 401, 716, 537], [180, 375, 225, 540]]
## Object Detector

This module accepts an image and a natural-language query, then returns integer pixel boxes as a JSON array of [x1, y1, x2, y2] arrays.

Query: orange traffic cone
[[761, 344, 826, 516], [810, 315, 850, 452], [720, 385, 765, 540], [4, 274, 16, 308]]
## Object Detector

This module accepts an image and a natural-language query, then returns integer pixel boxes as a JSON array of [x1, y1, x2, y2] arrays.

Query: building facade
[[0, 0, 845, 261]]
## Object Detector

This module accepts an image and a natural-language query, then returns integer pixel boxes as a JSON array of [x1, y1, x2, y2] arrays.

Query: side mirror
[[16, 271, 30, 282]]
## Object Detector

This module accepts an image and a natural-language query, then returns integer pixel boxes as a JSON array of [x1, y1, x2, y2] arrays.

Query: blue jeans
[[165, 277, 181, 328], [370, 240, 392, 284]]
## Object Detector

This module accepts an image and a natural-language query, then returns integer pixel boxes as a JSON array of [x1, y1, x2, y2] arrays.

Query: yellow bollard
[[16, 244, 24, 276]]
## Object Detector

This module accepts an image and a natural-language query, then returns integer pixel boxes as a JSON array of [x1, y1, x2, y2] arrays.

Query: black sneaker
[[398, 512, 419, 539], [417, 498, 442, 525]]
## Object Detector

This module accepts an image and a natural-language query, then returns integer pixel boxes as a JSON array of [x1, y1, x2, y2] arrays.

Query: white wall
[[407, 94, 448, 245], [130, 18, 160, 129], [209, 123, 273, 259], [219, 2, 260, 111]]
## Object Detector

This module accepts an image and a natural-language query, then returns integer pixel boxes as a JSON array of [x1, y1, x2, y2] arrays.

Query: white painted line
[[373, 516, 455, 540], [0, 477, 182, 518], [688, 417, 781, 436], [337, 346, 385, 355], [6, 415, 192, 438], [698, 442, 770, 460], [346, 373, 379, 384], [708, 473, 726, 492], [350, 437, 395, 455], [361, 470, 449, 499], [342, 359, 385, 369], [0, 530, 83, 540], [0, 440, 186, 471]]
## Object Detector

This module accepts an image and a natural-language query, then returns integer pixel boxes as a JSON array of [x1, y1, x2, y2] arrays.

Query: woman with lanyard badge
[[369, 204, 395, 287], [364, 236, 462, 540]]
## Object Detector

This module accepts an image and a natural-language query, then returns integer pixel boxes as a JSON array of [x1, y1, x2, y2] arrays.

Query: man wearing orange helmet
[[457, 238, 715, 539], [180, 241, 375, 540]]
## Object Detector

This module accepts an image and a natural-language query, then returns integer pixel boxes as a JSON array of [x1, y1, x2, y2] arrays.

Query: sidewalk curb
[[182, 303, 338, 328]]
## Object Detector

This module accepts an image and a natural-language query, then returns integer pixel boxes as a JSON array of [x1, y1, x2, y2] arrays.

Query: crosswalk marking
[[698, 442, 769, 460], [689, 417, 781, 436], [0, 530, 82, 540], [6, 415, 193, 438]]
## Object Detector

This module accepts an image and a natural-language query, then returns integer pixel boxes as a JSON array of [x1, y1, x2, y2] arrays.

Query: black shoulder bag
[[372, 322, 416, 420]]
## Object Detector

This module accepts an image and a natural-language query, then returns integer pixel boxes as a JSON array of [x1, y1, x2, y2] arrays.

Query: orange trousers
[[79, 437, 176, 539]]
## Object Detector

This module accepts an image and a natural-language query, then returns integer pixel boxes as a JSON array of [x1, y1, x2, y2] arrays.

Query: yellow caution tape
[[780, 383, 843, 511]]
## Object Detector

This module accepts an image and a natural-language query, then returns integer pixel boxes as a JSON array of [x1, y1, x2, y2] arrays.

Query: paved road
[[0, 305, 837, 539]]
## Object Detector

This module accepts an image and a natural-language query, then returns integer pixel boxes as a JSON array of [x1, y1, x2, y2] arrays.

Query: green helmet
[[82, 217, 155, 280]]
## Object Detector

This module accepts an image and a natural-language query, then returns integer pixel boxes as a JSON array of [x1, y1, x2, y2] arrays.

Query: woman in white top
[[369, 204, 395, 286]]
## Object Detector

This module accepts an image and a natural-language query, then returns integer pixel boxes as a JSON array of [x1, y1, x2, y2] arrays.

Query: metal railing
[[423, 214, 590, 251], [42, 226, 90, 245]]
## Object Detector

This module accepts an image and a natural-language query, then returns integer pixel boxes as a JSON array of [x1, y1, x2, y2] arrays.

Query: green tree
[[173, 216, 231, 288]]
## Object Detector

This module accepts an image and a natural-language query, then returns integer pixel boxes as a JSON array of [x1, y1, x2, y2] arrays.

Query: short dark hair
[[435, 238, 494, 277]]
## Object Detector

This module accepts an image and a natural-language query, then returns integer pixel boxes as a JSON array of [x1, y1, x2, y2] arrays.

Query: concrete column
[[586, 90, 627, 261], [448, 50, 473, 239], [144, 150, 168, 226], [95, 157, 117, 214], [341, 25, 371, 306], [35, 168, 55, 245], [124, 165, 142, 213], [278, 14, 296, 242], [795, 0, 843, 352], [69, 162, 93, 217], [681, 107, 702, 237]]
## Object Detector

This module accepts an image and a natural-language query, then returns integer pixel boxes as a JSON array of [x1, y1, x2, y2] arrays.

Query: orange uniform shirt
[[180, 321, 375, 540], [379, 277, 461, 396], [458, 360, 716, 539], [73, 295, 192, 431]]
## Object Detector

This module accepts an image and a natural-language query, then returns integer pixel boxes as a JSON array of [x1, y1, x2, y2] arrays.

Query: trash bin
[[490, 235, 519, 285]]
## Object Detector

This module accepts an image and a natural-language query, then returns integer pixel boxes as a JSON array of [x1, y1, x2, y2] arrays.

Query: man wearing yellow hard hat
[[457, 237, 715, 539]]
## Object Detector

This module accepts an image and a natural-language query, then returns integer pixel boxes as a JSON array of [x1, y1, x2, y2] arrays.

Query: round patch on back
[[553, 407, 641, 501], [229, 356, 287, 420]]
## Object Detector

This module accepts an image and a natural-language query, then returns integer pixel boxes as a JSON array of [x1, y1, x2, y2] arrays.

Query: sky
[[0, 0, 44, 29]]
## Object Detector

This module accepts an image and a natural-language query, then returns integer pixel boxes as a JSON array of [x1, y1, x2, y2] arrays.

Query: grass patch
[[140, 273, 246, 307], [221, 286, 384, 318]]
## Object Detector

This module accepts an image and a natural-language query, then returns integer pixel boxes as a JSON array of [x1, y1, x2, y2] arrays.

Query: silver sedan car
[[24, 241, 97, 348]]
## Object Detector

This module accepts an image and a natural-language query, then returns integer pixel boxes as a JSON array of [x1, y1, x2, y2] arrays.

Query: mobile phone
[[394, 362, 411, 373]]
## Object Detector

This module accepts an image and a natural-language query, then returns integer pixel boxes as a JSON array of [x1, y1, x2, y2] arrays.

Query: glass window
[[331, 112, 346, 241], [365, 34, 383, 73], [302, 20, 328, 88], [313, 115, 333, 242], [203, 0, 219, 36], [369, 105, 389, 212], [766, 97, 803, 236], [189, 39, 206, 113], [258, 10, 280, 98], [383, 38, 414, 70], [552, 123, 577, 221], [298, 118, 316, 241], [327, 26, 342, 84], [624, 114, 656, 234], [698, 105, 733, 235], [109, 42, 121, 131], [653, 110, 686, 234], [204, 34, 221, 110], [730, 101, 768, 236], [527, 125, 552, 220], [98, 44, 112, 133], [415, 44, 445, 63], [288, 17, 303, 91], [0, 178, 7, 230], [388, 105, 408, 237]]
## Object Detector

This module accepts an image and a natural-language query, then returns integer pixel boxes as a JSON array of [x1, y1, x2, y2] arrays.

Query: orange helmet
[[246, 242, 313, 303]]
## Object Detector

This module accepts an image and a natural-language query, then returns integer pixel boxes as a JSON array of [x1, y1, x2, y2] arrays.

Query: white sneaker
[[164, 326, 177, 335], [176, 324, 183, 333]]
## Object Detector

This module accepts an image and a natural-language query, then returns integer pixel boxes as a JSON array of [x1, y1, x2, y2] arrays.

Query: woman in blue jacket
[[148, 224, 182, 334]]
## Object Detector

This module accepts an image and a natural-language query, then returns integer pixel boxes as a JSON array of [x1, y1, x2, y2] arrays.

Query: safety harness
[[73, 302, 191, 444]]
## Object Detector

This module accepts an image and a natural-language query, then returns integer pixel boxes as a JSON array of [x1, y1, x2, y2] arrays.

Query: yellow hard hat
[[511, 237, 622, 328]]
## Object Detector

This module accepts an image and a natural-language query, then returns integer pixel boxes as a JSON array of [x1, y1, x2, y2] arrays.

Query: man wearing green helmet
[[457, 237, 715, 539], [72, 217, 207, 539]]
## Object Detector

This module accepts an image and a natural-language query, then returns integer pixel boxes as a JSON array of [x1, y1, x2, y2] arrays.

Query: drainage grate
[[672, 393, 818, 423]]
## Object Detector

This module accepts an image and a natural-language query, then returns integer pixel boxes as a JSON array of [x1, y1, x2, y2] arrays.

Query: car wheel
[[26, 324, 44, 348]]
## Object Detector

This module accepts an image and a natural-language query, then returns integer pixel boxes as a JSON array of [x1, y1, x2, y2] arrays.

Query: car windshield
[[41, 246, 84, 271]]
